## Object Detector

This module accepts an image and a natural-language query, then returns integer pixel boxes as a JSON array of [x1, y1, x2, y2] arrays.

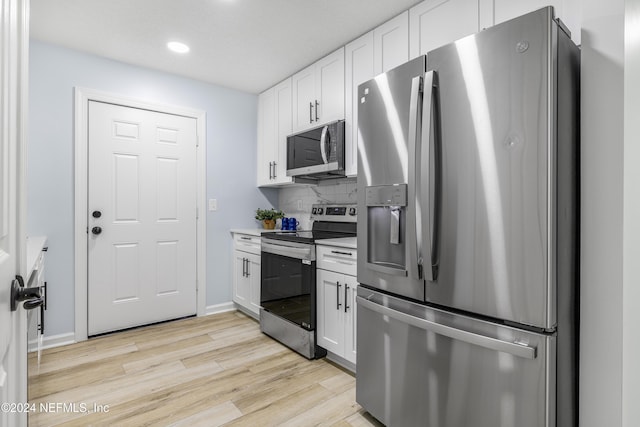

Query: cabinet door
[[247, 252, 261, 315], [257, 88, 276, 186], [273, 78, 293, 184], [292, 64, 316, 132], [480, 0, 579, 44], [345, 31, 374, 178], [373, 11, 409, 74], [409, 0, 479, 59], [491, 0, 563, 27], [315, 47, 345, 125], [317, 269, 345, 355], [344, 277, 358, 364], [233, 251, 251, 309]]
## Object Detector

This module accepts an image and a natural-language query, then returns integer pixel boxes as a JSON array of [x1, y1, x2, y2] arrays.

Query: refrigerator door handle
[[357, 296, 537, 360], [418, 70, 439, 281], [406, 75, 423, 282]]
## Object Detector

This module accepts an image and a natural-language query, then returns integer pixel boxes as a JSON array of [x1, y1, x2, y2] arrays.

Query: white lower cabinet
[[232, 233, 261, 318], [316, 245, 358, 366], [317, 270, 358, 364]]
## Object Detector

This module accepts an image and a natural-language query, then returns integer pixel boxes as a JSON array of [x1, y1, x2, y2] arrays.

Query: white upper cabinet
[[409, 0, 479, 59], [345, 31, 374, 177], [257, 88, 275, 187], [257, 78, 293, 187], [344, 13, 408, 177], [274, 79, 293, 184], [479, 0, 580, 45], [373, 11, 409, 74], [292, 47, 345, 132], [292, 65, 316, 131]]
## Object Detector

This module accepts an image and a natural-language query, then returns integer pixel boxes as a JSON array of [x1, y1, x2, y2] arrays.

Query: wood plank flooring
[[28, 311, 383, 427]]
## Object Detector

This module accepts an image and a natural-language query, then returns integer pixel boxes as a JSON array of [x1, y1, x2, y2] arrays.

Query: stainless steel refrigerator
[[355, 7, 579, 427]]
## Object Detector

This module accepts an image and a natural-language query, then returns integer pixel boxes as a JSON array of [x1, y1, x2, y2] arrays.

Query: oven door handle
[[261, 241, 314, 261]]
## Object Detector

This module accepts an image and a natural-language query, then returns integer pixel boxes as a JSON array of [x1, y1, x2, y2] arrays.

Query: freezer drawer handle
[[357, 296, 537, 360]]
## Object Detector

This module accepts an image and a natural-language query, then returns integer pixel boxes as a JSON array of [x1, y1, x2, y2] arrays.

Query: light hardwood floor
[[28, 311, 383, 427]]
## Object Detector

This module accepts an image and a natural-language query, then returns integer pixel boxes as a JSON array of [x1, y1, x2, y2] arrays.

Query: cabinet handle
[[315, 100, 319, 122], [242, 258, 247, 277], [336, 281, 342, 310], [273, 161, 277, 179], [344, 284, 349, 313], [268, 161, 273, 180], [240, 236, 252, 241], [246, 259, 250, 277], [309, 102, 314, 124], [331, 250, 353, 256]]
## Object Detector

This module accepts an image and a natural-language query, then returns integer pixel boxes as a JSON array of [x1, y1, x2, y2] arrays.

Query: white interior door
[[1, 0, 29, 424], [88, 101, 197, 336]]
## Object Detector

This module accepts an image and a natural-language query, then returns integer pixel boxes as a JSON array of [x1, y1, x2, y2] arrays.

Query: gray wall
[[28, 40, 277, 337]]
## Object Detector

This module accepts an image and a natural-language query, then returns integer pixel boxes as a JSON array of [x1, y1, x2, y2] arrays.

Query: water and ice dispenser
[[365, 184, 408, 274]]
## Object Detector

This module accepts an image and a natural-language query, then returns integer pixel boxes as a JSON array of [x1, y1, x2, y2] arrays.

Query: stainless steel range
[[260, 203, 357, 359]]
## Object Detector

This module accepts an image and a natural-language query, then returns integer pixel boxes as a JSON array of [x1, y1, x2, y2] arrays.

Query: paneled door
[[87, 101, 197, 336], [1, 0, 29, 424]]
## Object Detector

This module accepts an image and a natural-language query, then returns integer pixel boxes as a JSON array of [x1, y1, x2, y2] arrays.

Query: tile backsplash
[[278, 178, 357, 230]]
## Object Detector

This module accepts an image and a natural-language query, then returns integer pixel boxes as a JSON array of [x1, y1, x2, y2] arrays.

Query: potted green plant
[[255, 208, 285, 230]]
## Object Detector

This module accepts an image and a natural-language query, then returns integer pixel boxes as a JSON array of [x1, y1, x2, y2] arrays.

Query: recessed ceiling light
[[167, 41, 190, 54]]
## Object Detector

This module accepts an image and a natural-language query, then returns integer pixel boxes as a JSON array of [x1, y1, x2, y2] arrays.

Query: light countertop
[[230, 228, 281, 237], [315, 237, 357, 250]]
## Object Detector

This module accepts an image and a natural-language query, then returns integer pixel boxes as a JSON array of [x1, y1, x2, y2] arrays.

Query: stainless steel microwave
[[286, 120, 345, 181]]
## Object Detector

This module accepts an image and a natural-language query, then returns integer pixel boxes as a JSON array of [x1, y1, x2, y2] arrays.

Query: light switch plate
[[208, 199, 217, 211]]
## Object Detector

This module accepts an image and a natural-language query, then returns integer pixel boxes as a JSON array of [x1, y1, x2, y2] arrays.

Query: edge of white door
[[1, 0, 29, 424], [73, 87, 207, 342]]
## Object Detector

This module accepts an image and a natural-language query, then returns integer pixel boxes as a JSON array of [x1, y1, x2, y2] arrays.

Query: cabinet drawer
[[317, 245, 357, 276], [233, 234, 261, 255]]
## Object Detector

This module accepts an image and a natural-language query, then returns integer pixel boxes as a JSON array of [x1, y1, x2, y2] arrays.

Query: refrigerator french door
[[356, 7, 579, 427]]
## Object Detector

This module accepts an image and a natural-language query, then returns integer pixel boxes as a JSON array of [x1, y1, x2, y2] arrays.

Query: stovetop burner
[[262, 203, 357, 244], [262, 229, 354, 244]]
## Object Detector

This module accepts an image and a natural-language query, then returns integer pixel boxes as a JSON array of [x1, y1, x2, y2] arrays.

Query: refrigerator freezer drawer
[[356, 287, 556, 427]]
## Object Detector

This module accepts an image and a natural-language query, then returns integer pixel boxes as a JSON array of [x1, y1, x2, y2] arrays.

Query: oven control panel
[[310, 204, 357, 222]]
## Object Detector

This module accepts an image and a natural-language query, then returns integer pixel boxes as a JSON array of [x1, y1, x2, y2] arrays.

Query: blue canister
[[289, 217, 298, 231], [281, 217, 290, 230]]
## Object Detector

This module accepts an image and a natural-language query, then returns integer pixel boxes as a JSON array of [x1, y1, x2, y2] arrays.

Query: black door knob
[[92, 226, 102, 235], [92, 210, 102, 218]]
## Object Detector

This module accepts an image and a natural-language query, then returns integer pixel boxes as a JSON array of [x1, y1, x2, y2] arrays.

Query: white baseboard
[[326, 352, 356, 374], [36, 306, 236, 352], [205, 301, 236, 316], [41, 332, 76, 350]]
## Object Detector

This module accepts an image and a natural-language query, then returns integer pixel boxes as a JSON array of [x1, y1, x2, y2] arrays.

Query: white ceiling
[[30, 0, 423, 94]]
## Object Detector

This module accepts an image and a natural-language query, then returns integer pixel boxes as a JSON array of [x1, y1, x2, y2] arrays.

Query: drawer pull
[[331, 250, 353, 256], [240, 237, 252, 241]]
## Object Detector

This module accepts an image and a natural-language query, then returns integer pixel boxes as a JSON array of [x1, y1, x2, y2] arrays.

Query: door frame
[[73, 87, 207, 342]]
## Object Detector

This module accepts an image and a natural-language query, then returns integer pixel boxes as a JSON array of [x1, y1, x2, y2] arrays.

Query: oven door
[[261, 241, 317, 330]]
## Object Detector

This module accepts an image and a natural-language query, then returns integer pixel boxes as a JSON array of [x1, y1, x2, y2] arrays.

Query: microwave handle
[[320, 125, 330, 164]]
